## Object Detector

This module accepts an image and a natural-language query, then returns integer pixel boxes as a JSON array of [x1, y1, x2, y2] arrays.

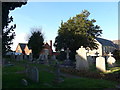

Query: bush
[[57, 51, 66, 61], [113, 50, 120, 61]]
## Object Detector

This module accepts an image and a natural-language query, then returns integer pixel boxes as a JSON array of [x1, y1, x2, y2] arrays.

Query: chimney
[[50, 40, 52, 49]]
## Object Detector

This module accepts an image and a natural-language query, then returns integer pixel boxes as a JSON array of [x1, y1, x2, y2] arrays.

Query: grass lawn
[[2, 59, 119, 88]]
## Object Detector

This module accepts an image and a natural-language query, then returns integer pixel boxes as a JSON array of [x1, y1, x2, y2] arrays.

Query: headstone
[[24, 55, 28, 60], [53, 60, 64, 84], [26, 66, 39, 82], [76, 46, 89, 70], [29, 53, 33, 61], [62, 48, 73, 67], [51, 55, 57, 60], [107, 52, 116, 67], [96, 55, 106, 72], [66, 48, 70, 60], [21, 78, 28, 86], [20, 54, 23, 60], [16, 55, 20, 61], [87, 56, 94, 66]]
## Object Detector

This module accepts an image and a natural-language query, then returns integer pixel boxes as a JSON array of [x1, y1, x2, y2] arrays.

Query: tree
[[2, 1, 27, 56], [113, 50, 120, 62], [28, 28, 44, 59], [54, 10, 102, 60]]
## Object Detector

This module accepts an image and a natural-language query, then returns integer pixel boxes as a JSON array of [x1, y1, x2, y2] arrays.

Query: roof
[[19, 43, 27, 51], [96, 38, 116, 47]]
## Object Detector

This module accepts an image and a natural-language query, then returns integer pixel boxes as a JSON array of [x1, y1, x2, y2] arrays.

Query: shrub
[[113, 50, 120, 62]]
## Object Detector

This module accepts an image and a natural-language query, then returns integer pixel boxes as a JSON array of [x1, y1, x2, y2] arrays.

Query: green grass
[[2, 59, 119, 88], [56, 78, 117, 88]]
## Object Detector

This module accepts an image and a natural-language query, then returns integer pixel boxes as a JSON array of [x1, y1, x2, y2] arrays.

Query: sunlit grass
[[2, 58, 119, 88]]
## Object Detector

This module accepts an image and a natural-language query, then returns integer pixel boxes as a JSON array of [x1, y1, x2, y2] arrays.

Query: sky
[[9, 2, 118, 51]]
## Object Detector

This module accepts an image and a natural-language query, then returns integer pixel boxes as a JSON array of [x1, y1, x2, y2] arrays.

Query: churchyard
[[2, 46, 120, 88]]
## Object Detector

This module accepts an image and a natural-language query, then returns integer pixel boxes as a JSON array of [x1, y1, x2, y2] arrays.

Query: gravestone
[[53, 60, 64, 84], [20, 54, 23, 60], [16, 55, 20, 61], [107, 52, 116, 67], [24, 55, 28, 60], [76, 46, 89, 70], [87, 56, 94, 66], [26, 66, 39, 83], [62, 48, 73, 67], [21, 78, 28, 86], [96, 55, 106, 72], [29, 53, 33, 61]]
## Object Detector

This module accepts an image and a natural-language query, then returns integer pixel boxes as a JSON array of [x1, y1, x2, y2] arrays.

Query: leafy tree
[[54, 10, 102, 60], [113, 50, 120, 62], [28, 28, 44, 59], [2, 1, 27, 56]]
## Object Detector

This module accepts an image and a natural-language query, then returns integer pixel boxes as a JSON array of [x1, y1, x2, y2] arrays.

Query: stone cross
[[108, 52, 113, 57], [95, 52, 99, 56], [29, 53, 33, 61], [53, 60, 64, 84], [66, 48, 70, 60], [76, 46, 89, 70], [107, 52, 116, 67]]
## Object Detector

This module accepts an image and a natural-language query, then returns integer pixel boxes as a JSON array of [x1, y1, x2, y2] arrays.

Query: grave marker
[[107, 52, 116, 67], [96, 55, 106, 72], [76, 46, 89, 70], [26, 66, 39, 82]]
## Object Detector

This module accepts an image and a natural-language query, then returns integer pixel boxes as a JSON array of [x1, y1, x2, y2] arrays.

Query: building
[[15, 43, 32, 55], [87, 38, 118, 56], [16, 40, 53, 56], [40, 40, 53, 56], [112, 40, 120, 50]]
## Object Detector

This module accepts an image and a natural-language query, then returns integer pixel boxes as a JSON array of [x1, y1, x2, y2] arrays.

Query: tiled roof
[[96, 38, 116, 47], [19, 43, 27, 51]]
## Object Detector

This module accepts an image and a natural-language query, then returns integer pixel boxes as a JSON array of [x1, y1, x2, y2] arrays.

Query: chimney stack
[[50, 40, 52, 50]]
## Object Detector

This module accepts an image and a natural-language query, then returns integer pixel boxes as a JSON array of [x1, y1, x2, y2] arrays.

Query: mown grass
[[2, 59, 119, 88]]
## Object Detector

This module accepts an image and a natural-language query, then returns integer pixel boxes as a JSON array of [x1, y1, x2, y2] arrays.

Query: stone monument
[[76, 46, 89, 70], [107, 52, 116, 67], [96, 55, 106, 72]]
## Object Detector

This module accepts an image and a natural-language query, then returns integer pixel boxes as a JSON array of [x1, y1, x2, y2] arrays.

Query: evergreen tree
[[2, 1, 27, 56], [28, 28, 44, 59], [54, 10, 102, 60]]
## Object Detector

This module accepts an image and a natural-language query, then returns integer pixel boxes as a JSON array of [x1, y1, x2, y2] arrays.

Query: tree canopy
[[2, 1, 27, 56], [54, 10, 102, 53], [28, 28, 44, 59]]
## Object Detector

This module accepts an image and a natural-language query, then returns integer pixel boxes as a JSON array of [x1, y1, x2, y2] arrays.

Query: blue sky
[[9, 2, 118, 51]]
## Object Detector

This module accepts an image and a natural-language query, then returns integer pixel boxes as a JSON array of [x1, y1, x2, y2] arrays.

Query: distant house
[[40, 40, 53, 56], [87, 38, 118, 56], [15, 43, 32, 55], [16, 40, 53, 57]]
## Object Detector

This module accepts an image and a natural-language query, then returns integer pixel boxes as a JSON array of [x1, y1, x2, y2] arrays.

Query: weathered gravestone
[[24, 55, 28, 60], [62, 48, 73, 67], [16, 55, 20, 61], [21, 78, 28, 86], [76, 46, 89, 70], [26, 66, 39, 83], [29, 53, 33, 61], [53, 60, 64, 84], [96, 55, 106, 72], [107, 52, 116, 67], [20, 54, 23, 60], [87, 56, 94, 66]]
